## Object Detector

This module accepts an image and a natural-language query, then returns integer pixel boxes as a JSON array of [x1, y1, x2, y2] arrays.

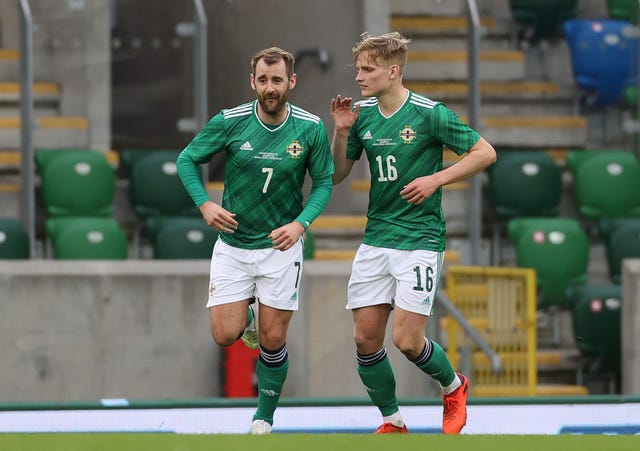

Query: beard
[[257, 90, 288, 116]]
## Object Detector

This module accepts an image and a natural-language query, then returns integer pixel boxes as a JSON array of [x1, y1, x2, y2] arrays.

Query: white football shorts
[[347, 243, 444, 316], [206, 237, 303, 311]]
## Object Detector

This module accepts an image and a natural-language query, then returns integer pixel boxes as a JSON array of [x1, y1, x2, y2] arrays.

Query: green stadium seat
[[46, 217, 128, 259], [0, 217, 29, 259], [127, 150, 198, 220], [567, 284, 622, 393], [565, 150, 640, 220], [488, 150, 562, 218], [507, 217, 589, 310], [487, 151, 563, 264], [145, 216, 217, 259], [599, 218, 640, 283], [509, 0, 578, 43], [40, 150, 116, 217], [607, 0, 638, 24]]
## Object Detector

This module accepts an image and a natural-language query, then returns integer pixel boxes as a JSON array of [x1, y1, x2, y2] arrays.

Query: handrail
[[465, 0, 483, 265], [18, 0, 36, 258], [176, 0, 209, 182], [436, 290, 502, 374]]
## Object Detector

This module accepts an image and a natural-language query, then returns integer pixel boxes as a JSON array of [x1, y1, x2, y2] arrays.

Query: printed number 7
[[262, 167, 273, 193]]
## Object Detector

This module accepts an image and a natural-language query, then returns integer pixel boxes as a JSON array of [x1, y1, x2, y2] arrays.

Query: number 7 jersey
[[346, 91, 480, 251], [182, 100, 334, 249]]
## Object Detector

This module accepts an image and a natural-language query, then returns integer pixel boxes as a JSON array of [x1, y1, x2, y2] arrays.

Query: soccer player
[[177, 47, 334, 435], [330, 32, 496, 434]]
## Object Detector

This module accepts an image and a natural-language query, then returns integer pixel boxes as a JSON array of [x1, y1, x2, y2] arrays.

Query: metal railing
[[18, 0, 36, 258], [465, 0, 483, 266], [437, 290, 502, 375]]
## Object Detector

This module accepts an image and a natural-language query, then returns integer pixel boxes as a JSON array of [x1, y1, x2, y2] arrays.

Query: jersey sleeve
[[307, 120, 335, 179], [429, 103, 481, 156], [176, 112, 227, 207], [346, 114, 364, 161]]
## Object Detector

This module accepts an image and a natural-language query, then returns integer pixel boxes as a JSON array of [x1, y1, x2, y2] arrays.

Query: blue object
[[564, 19, 639, 107]]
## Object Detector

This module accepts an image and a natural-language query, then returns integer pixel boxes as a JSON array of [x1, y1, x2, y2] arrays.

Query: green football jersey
[[347, 91, 480, 251], [182, 100, 334, 249]]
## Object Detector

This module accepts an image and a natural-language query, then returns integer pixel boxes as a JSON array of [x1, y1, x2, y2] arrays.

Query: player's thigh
[[347, 244, 395, 310], [255, 238, 304, 310], [391, 249, 444, 316], [206, 240, 256, 308]]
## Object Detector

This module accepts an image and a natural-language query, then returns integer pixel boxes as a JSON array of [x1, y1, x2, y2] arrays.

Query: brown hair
[[250, 47, 295, 78], [352, 32, 411, 73]]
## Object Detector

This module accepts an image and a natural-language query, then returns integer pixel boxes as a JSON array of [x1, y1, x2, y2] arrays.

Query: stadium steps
[[389, 5, 587, 150], [0, 116, 89, 148], [0, 81, 61, 116]]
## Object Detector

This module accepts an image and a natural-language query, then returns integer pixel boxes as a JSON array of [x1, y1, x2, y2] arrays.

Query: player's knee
[[211, 328, 239, 347]]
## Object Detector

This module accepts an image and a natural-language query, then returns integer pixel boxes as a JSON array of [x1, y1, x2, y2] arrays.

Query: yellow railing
[[444, 265, 537, 396]]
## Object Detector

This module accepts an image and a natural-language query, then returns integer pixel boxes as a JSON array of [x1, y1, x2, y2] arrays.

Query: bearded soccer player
[[330, 32, 496, 434], [177, 47, 334, 435]]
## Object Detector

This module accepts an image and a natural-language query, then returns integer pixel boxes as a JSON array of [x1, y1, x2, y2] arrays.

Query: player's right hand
[[199, 201, 238, 233], [331, 94, 360, 131]]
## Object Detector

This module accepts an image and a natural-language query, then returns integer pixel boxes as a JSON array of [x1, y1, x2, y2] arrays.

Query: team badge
[[399, 125, 416, 143], [286, 140, 304, 158]]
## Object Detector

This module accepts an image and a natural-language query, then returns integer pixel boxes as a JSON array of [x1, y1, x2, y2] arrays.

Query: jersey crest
[[286, 140, 304, 158], [399, 125, 417, 143]]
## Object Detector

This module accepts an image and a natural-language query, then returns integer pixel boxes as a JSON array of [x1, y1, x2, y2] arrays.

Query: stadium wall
[[1, 259, 639, 402]]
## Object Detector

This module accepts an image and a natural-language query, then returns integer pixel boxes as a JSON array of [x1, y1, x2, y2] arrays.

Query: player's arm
[[176, 116, 238, 233], [270, 175, 332, 250], [331, 95, 359, 184]]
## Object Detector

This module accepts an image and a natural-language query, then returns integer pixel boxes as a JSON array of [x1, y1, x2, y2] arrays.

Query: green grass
[[0, 433, 638, 451]]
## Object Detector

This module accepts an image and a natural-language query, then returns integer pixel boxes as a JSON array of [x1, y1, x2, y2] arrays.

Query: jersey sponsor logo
[[286, 140, 304, 158], [400, 125, 416, 143], [362, 130, 373, 140], [239, 141, 254, 151]]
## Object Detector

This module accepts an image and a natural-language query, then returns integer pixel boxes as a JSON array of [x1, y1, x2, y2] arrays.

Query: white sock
[[442, 374, 462, 395], [382, 411, 404, 428]]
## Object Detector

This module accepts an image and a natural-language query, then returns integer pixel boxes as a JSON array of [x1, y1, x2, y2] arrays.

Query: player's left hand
[[400, 175, 439, 205], [269, 221, 305, 251]]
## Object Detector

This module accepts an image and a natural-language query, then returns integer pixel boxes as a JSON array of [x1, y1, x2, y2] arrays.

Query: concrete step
[[0, 48, 18, 79], [477, 115, 587, 148], [391, 0, 468, 17], [391, 14, 512, 51], [407, 80, 575, 116], [405, 50, 525, 81], [0, 82, 61, 117], [0, 116, 89, 148]]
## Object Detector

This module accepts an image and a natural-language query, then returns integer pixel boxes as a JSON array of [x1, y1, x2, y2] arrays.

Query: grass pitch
[[0, 433, 638, 451]]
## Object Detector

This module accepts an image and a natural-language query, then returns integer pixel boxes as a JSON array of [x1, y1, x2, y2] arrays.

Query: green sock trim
[[416, 340, 456, 387], [357, 355, 399, 417]]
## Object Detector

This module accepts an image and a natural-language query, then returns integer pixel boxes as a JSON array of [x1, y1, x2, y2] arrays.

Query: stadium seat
[[40, 150, 116, 217], [510, 0, 578, 43], [599, 217, 640, 283], [0, 217, 29, 259], [607, 0, 638, 24], [565, 150, 640, 220], [507, 217, 589, 310], [145, 216, 217, 259], [563, 19, 639, 108], [487, 150, 562, 264], [46, 217, 128, 259], [119, 148, 180, 178], [127, 150, 198, 220], [488, 151, 562, 218], [567, 283, 622, 393], [35, 148, 108, 175]]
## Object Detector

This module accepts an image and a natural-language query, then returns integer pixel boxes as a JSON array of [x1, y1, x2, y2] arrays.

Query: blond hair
[[250, 47, 295, 78], [352, 32, 411, 73]]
